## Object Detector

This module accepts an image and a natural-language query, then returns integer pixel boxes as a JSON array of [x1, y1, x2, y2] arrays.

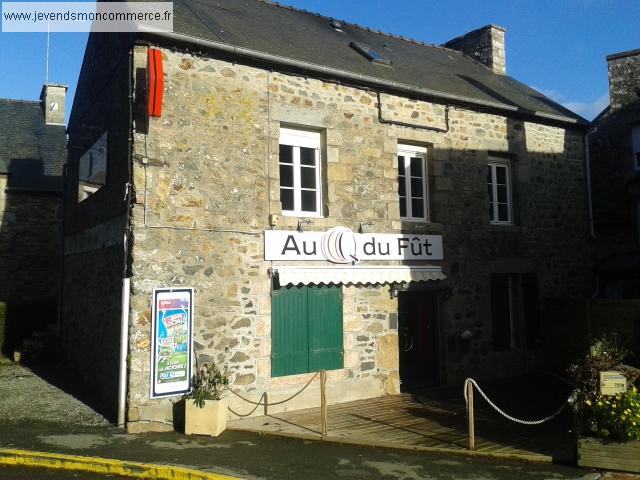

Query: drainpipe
[[117, 47, 135, 428], [117, 275, 130, 427], [584, 127, 597, 239]]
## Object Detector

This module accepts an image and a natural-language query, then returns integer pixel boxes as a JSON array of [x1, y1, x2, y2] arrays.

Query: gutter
[[136, 27, 589, 129]]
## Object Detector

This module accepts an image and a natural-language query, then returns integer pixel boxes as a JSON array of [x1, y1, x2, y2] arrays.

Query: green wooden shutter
[[308, 286, 343, 372], [272, 286, 308, 376]]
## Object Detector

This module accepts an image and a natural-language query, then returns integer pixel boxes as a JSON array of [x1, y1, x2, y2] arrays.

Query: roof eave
[[137, 27, 591, 130]]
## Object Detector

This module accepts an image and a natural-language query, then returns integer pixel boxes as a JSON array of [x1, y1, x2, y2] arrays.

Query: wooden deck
[[228, 376, 576, 462]]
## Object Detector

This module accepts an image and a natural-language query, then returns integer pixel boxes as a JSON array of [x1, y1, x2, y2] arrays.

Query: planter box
[[184, 397, 229, 437], [578, 437, 640, 473]]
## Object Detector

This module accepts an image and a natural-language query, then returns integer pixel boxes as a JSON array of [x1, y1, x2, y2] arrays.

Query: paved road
[[0, 465, 126, 479], [0, 362, 616, 480], [2, 420, 604, 480]]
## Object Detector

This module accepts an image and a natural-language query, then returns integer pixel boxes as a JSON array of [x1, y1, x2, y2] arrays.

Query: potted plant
[[568, 337, 640, 473], [184, 362, 230, 436]]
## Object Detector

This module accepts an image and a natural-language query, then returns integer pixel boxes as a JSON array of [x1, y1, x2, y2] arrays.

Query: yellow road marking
[[0, 448, 240, 480]]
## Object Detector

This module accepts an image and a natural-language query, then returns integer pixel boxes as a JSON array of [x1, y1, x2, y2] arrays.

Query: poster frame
[[150, 287, 194, 399]]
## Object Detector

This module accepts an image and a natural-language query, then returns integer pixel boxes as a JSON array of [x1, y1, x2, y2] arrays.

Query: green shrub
[[188, 362, 230, 408], [583, 387, 640, 440], [568, 336, 640, 441]]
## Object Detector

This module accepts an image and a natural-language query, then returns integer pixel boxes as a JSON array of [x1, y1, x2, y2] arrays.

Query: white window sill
[[490, 221, 514, 227], [400, 218, 430, 224], [281, 211, 324, 219]]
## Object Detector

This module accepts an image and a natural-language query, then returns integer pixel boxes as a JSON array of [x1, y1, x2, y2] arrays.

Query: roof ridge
[[0, 98, 40, 104], [256, 0, 454, 53]]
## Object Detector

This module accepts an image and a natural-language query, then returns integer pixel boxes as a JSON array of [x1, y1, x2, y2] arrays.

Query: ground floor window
[[271, 284, 343, 377]]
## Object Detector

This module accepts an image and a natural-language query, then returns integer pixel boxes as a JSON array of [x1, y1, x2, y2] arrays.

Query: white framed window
[[487, 158, 513, 224], [279, 128, 322, 217], [632, 125, 640, 171], [397, 144, 429, 221]]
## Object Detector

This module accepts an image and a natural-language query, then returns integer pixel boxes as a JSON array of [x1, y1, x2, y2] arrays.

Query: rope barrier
[[228, 394, 265, 418], [463, 378, 572, 426], [225, 371, 320, 414]]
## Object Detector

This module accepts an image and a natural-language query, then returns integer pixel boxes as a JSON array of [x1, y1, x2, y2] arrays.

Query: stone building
[[63, 0, 593, 430], [0, 84, 66, 357], [589, 48, 640, 299]]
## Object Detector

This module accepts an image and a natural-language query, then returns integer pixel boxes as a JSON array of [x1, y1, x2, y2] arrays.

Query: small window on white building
[[487, 157, 513, 224], [279, 128, 322, 217], [632, 125, 640, 171], [397, 144, 429, 222]]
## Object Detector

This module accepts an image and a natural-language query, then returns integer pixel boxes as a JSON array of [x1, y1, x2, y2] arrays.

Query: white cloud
[[562, 92, 610, 120], [530, 86, 610, 121], [532, 87, 566, 103]]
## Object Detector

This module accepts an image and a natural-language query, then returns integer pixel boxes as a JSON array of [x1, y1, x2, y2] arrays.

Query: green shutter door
[[308, 286, 343, 372], [272, 286, 308, 376]]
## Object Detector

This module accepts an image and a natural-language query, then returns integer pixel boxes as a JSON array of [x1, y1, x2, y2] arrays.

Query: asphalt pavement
[[0, 418, 607, 480], [0, 361, 631, 480]]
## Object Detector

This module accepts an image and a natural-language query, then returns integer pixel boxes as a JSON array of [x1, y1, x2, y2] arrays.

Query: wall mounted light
[[389, 282, 399, 298], [358, 221, 374, 233], [297, 219, 312, 232]]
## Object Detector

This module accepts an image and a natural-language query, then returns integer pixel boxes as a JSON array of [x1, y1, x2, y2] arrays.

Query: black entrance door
[[398, 291, 439, 391]]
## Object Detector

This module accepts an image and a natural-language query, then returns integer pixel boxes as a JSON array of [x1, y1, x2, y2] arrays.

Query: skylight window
[[350, 42, 391, 66]]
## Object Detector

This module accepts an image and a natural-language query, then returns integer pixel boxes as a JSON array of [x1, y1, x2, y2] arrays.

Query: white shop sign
[[264, 227, 443, 264]]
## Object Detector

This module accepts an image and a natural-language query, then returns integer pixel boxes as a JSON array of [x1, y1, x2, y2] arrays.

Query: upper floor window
[[487, 157, 512, 224], [398, 144, 429, 222], [279, 128, 322, 217], [632, 125, 640, 171]]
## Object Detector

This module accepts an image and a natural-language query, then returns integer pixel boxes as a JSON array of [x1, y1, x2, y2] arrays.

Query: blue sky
[[0, 0, 638, 123]]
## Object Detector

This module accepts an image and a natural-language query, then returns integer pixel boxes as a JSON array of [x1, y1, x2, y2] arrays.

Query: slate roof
[[139, 0, 588, 127], [0, 99, 65, 192]]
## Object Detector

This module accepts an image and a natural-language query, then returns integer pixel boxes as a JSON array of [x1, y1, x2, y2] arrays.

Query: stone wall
[[607, 49, 640, 111], [123, 46, 592, 430], [62, 244, 124, 417], [444, 25, 506, 75], [0, 178, 61, 353], [591, 50, 640, 258], [61, 32, 133, 420]]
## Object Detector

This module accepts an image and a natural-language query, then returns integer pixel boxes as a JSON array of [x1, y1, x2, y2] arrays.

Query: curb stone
[[0, 448, 240, 480]]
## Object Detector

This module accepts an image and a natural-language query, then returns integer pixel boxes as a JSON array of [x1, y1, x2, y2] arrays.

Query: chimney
[[40, 83, 68, 125], [606, 48, 640, 111], [443, 25, 506, 75]]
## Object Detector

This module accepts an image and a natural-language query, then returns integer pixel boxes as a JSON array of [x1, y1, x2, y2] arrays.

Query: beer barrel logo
[[321, 226, 358, 264]]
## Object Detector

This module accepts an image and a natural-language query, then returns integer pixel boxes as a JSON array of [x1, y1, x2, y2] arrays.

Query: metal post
[[320, 370, 327, 436], [263, 392, 268, 416], [467, 380, 475, 451]]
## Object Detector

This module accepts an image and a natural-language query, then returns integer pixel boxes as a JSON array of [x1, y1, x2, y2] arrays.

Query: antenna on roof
[[45, 20, 50, 84]]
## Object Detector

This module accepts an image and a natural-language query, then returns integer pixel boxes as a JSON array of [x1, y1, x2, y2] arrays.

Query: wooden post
[[320, 370, 327, 436], [467, 380, 475, 451]]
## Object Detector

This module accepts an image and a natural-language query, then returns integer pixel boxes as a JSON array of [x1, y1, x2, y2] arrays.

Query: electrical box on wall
[[269, 214, 279, 227]]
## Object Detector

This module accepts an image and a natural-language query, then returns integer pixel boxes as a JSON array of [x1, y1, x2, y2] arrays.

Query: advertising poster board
[[150, 288, 193, 398]]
